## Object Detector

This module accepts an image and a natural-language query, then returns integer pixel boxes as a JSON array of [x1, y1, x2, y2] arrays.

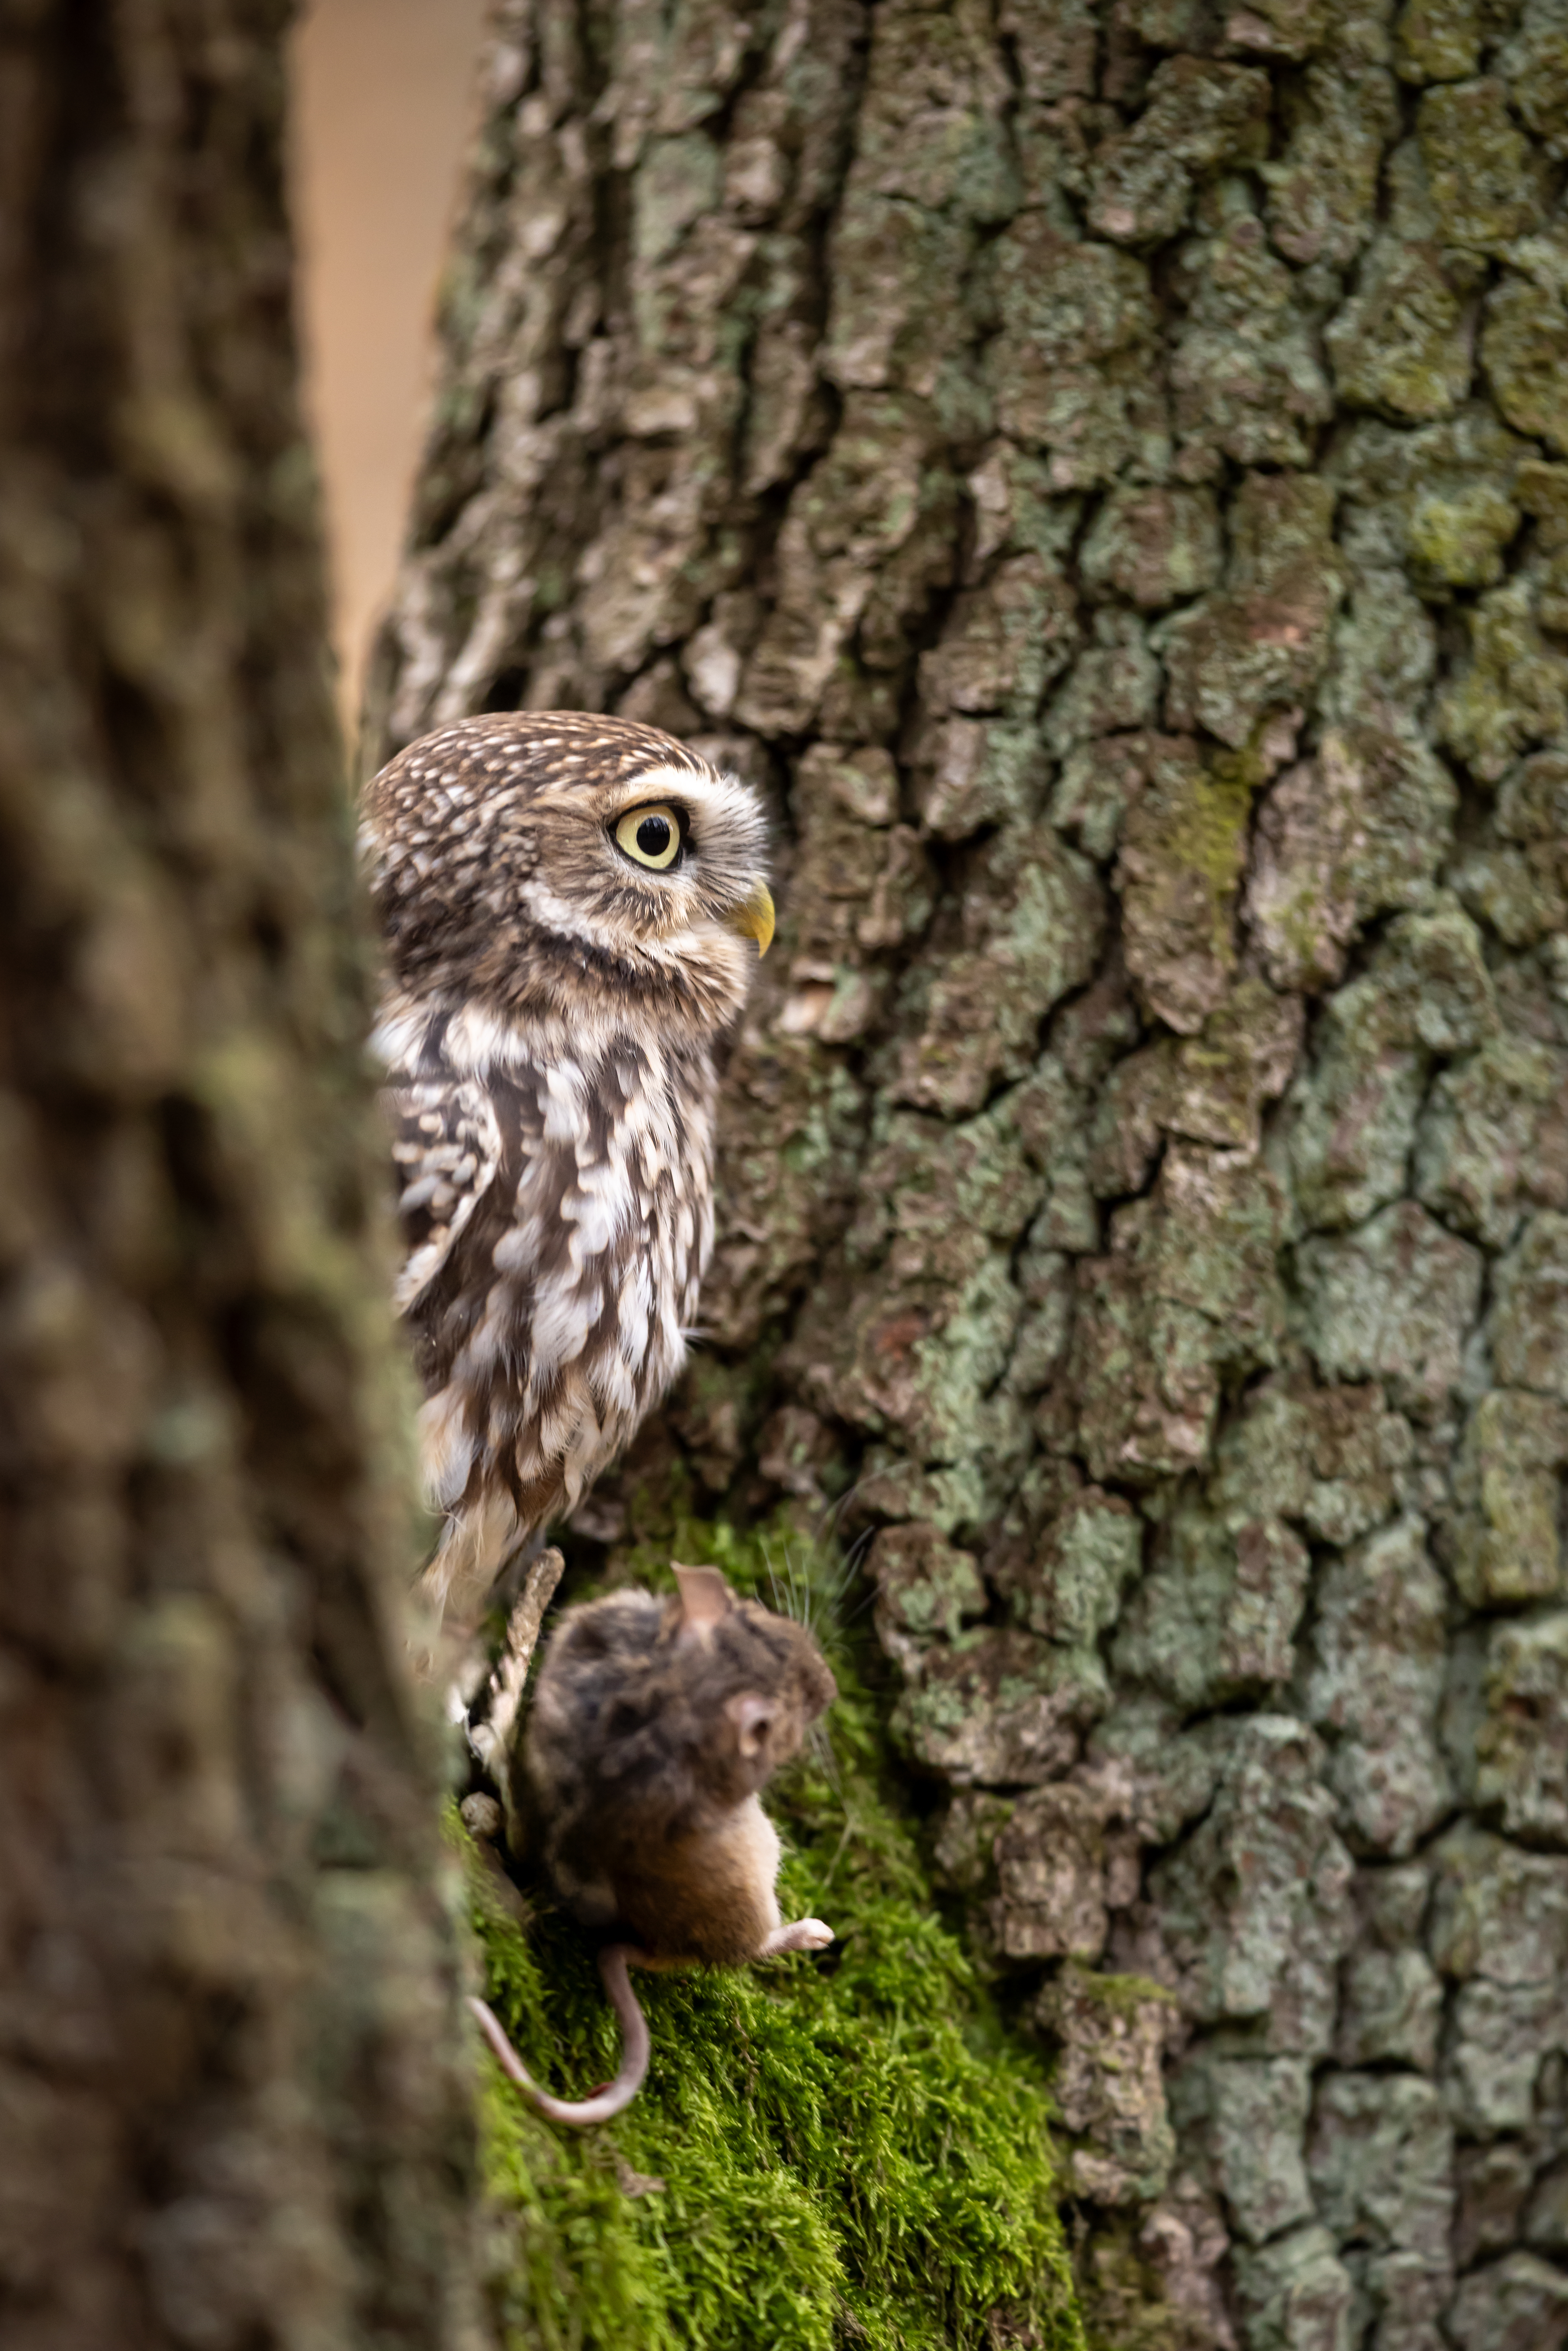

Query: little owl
[[361, 712, 774, 1629]]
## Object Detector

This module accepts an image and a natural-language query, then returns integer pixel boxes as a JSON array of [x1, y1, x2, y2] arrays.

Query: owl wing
[[384, 1075, 505, 1314]]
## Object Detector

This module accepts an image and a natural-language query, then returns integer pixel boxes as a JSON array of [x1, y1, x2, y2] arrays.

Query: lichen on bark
[[374, 0, 1568, 2343]]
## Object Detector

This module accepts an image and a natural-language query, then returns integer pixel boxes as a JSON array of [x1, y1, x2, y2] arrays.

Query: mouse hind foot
[[758, 1917, 833, 1957]]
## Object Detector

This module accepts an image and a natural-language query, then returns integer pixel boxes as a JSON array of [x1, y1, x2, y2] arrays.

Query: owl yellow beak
[[726, 881, 775, 957]]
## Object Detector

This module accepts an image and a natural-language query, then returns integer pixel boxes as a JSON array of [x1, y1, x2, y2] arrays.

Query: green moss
[[465, 1523, 1084, 2351], [1076, 2214, 1202, 2351], [1406, 479, 1520, 589], [1437, 577, 1568, 782], [1173, 762, 1254, 905], [1061, 1963, 1180, 2026]]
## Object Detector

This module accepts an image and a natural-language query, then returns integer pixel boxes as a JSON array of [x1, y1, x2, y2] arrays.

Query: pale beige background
[[291, 0, 490, 717]]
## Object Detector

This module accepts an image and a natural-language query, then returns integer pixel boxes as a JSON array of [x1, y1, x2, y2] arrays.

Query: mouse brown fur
[[470, 1564, 837, 2124], [526, 1561, 837, 1963]]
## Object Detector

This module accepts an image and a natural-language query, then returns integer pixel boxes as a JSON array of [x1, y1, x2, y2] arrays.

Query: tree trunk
[[371, 1, 1568, 2343], [0, 7, 477, 2346]]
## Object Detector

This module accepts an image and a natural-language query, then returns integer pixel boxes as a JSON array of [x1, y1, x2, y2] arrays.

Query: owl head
[[361, 712, 774, 1027]]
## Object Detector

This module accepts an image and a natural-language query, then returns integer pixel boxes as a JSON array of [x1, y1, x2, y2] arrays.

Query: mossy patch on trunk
[[464, 1522, 1084, 2351]]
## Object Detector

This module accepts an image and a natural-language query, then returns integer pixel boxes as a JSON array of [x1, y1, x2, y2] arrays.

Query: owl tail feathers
[[468, 1945, 651, 2126], [416, 1488, 525, 1635]]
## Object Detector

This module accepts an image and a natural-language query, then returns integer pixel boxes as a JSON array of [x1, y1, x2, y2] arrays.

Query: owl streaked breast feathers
[[360, 711, 774, 1629]]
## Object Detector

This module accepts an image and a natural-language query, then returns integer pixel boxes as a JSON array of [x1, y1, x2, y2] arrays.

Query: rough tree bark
[[370, 1, 1568, 2345], [0, 7, 477, 2347]]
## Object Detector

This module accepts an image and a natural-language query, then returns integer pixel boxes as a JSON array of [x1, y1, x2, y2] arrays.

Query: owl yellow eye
[[613, 803, 684, 870]]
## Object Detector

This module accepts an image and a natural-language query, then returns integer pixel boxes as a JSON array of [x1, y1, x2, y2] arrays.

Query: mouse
[[468, 1562, 838, 2126]]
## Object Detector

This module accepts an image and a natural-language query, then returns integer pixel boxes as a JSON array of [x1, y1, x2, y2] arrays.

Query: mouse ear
[[725, 1692, 777, 1758], [672, 1562, 734, 1636]]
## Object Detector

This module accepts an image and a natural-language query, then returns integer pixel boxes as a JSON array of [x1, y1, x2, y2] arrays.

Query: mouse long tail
[[468, 1944, 651, 2127]]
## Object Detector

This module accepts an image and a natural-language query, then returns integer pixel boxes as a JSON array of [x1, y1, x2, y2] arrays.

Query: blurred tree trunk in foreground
[[0, 7, 476, 2346], [371, 0, 1568, 2342]]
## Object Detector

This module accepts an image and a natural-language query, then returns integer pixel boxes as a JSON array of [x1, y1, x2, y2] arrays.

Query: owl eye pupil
[[613, 801, 683, 870]]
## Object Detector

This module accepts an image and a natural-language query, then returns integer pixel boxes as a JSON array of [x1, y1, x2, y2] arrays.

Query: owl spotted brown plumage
[[361, 712, 774, 1628]]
